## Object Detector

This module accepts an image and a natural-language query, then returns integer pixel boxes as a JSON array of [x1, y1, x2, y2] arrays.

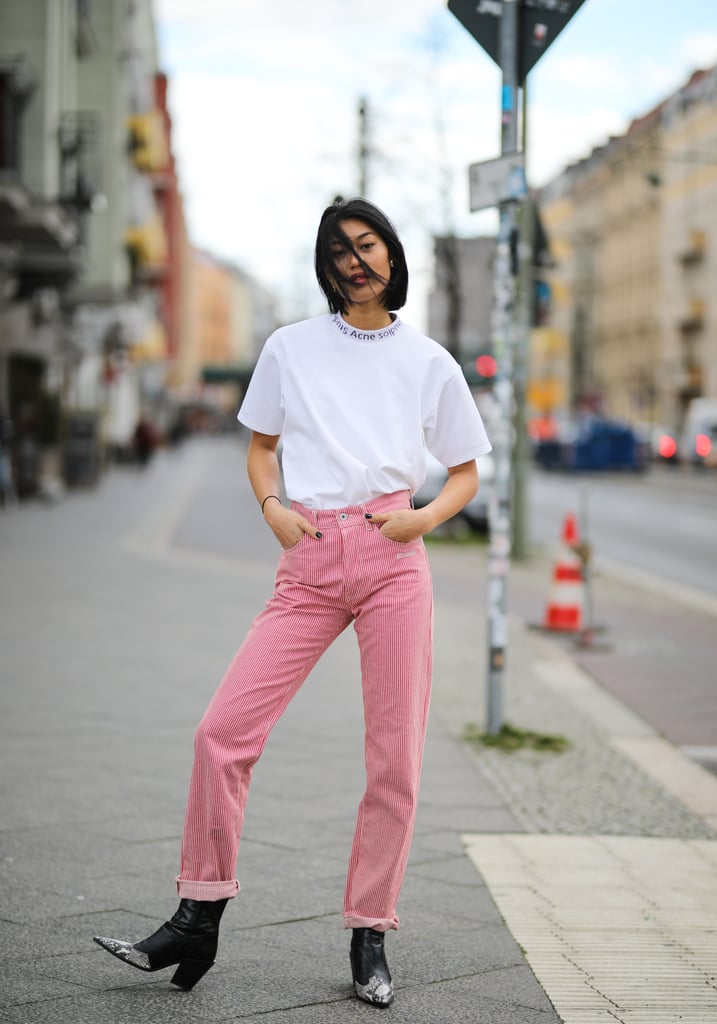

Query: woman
[[94, 198, 492, 1008]]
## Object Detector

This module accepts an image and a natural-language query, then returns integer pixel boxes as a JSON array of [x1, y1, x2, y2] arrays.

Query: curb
[[593, 554, 717, 617]]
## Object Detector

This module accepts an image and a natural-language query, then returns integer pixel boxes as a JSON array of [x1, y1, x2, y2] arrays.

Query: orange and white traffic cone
[[543, 513, 584, 632]]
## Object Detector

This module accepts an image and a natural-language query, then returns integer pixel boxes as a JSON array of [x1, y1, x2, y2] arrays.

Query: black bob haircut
[[314, 197, 408, 315]]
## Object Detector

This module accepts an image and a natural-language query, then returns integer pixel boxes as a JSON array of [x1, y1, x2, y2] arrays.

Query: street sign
[[447, 0, 588, 84], [469, 153, 527, 211]]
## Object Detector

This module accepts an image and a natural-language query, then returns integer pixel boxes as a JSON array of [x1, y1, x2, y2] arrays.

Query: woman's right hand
[[263, 501, 322, 549]]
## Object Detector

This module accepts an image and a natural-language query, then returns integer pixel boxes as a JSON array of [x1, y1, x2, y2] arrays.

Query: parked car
[[533, 415, 647, 472], [413, 451, 494, 533]]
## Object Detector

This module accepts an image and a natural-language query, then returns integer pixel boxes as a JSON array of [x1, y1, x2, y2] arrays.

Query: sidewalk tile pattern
[[464, 834, 717, 1024]]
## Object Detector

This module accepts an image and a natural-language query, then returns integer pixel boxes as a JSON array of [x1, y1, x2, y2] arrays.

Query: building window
[[75, 0, 98, 57], [58, 111, 102, 212], [0, 56, 35, 176]]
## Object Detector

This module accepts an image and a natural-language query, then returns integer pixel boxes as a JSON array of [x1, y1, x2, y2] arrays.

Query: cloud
[[542, 53, 630, 95], [678, 31, 717, 68], [527, 101, 627, 186], [156, 0, 439, 28], [156, 0, 443, 68]]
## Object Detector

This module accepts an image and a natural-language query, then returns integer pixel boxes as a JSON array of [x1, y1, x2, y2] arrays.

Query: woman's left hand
[[366, 508, 430, 543]]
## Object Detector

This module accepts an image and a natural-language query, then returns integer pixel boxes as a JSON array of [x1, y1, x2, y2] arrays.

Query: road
[[166, 438, 717, 757], [526, 464, 717, 599], [507, 462, 717, 765]]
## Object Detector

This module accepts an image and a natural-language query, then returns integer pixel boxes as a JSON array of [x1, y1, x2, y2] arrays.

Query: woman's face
[[330, 218, 391, 307]]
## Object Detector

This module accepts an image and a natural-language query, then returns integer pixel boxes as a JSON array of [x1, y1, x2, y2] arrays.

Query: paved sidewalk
[[1, 436, 716, 1023]]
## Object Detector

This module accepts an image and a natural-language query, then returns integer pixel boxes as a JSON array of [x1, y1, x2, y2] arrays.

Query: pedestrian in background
[[94, 198, 492, 1007], [0, 409, 16, 507], [132, 414, 156, 468]]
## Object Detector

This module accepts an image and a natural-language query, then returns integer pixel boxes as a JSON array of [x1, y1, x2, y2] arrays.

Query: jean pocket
[[281, 534, 309, 553], [374, 529, 419, 550]]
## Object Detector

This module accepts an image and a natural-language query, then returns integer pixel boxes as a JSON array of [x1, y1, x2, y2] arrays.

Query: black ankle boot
[[94, 898, 229, 990], [350, 927, 394, 1007]]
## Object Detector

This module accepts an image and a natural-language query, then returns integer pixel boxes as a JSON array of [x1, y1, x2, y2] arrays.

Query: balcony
[[678, 362, 703, 404], [129, 320, 168, 363], [125, 215, 168, 285], [0, 62, 89, 296], [679, 298, 705, 334], [127, 112, 168, 175], [0, 176, 83, 295], [677, 230, 706, 267]]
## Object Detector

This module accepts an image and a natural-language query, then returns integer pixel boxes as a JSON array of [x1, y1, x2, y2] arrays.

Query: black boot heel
[[171, 957, 215, 990], [350, 928, 394, 1007], [94, 898, 228, 989]]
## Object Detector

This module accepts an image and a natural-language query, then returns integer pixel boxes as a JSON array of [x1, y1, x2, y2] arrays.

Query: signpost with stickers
[[447, 0, 588, 734], [448, 0, 588, 84]]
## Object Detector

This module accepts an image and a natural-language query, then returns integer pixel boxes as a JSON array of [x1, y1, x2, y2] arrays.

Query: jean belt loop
[[300, 502, 317, 528], [361, 499, 372, 530]]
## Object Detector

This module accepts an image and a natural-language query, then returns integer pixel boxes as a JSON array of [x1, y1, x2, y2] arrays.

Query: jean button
[[339, 513, 349, 520]]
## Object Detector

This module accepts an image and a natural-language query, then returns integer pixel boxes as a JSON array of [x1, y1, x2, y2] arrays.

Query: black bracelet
[[261, 494, 281, 514]]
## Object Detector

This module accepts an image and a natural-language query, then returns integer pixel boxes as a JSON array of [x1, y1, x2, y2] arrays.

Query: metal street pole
[[485, 0, 520, 734], [358, 97, 369, 197], [448, 0, 588, 734], [512, 149, 533, 561]]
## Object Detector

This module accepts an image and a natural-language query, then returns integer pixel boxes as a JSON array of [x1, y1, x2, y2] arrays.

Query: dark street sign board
[[447, 0, 588, 84]]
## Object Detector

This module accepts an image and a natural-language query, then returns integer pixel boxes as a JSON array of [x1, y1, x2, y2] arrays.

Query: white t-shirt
[[238, 312, 492, 508]]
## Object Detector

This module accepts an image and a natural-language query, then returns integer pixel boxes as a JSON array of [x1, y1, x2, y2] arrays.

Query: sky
[[153, 0, 717, 330]]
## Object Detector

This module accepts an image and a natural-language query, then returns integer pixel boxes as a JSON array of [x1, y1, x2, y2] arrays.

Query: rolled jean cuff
[[175, 877, 240, 901], [343, 913, 399, 932]]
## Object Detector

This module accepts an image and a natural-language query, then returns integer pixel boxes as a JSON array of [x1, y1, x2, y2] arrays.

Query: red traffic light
[[476, 354, 498, 377]]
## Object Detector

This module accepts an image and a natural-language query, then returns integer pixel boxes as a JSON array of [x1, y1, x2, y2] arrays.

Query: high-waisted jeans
[[176, 490, 433, 931]]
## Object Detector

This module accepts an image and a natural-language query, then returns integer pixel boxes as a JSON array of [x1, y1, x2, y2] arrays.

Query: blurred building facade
[[155, 71, 191, 386], [0, 0, 93, 494], [538, 65, 717, 434], [66, 0, 172, 463], [177, 249, 278, 416], [427, 234, 495, 363], [0, 0, 278, 498], [660, 69, 717, 425]]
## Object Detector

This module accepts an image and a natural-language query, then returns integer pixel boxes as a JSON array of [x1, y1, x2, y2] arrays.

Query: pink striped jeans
[[176, 491, 433, 931]]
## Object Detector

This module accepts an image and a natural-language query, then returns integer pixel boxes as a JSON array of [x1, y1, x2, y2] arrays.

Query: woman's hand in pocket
[[365, 508, 430, 543], [264, 502, 322, 550]]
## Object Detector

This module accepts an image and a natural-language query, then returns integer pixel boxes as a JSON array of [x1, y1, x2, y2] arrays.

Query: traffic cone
[[543, 513, 584, 632]]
